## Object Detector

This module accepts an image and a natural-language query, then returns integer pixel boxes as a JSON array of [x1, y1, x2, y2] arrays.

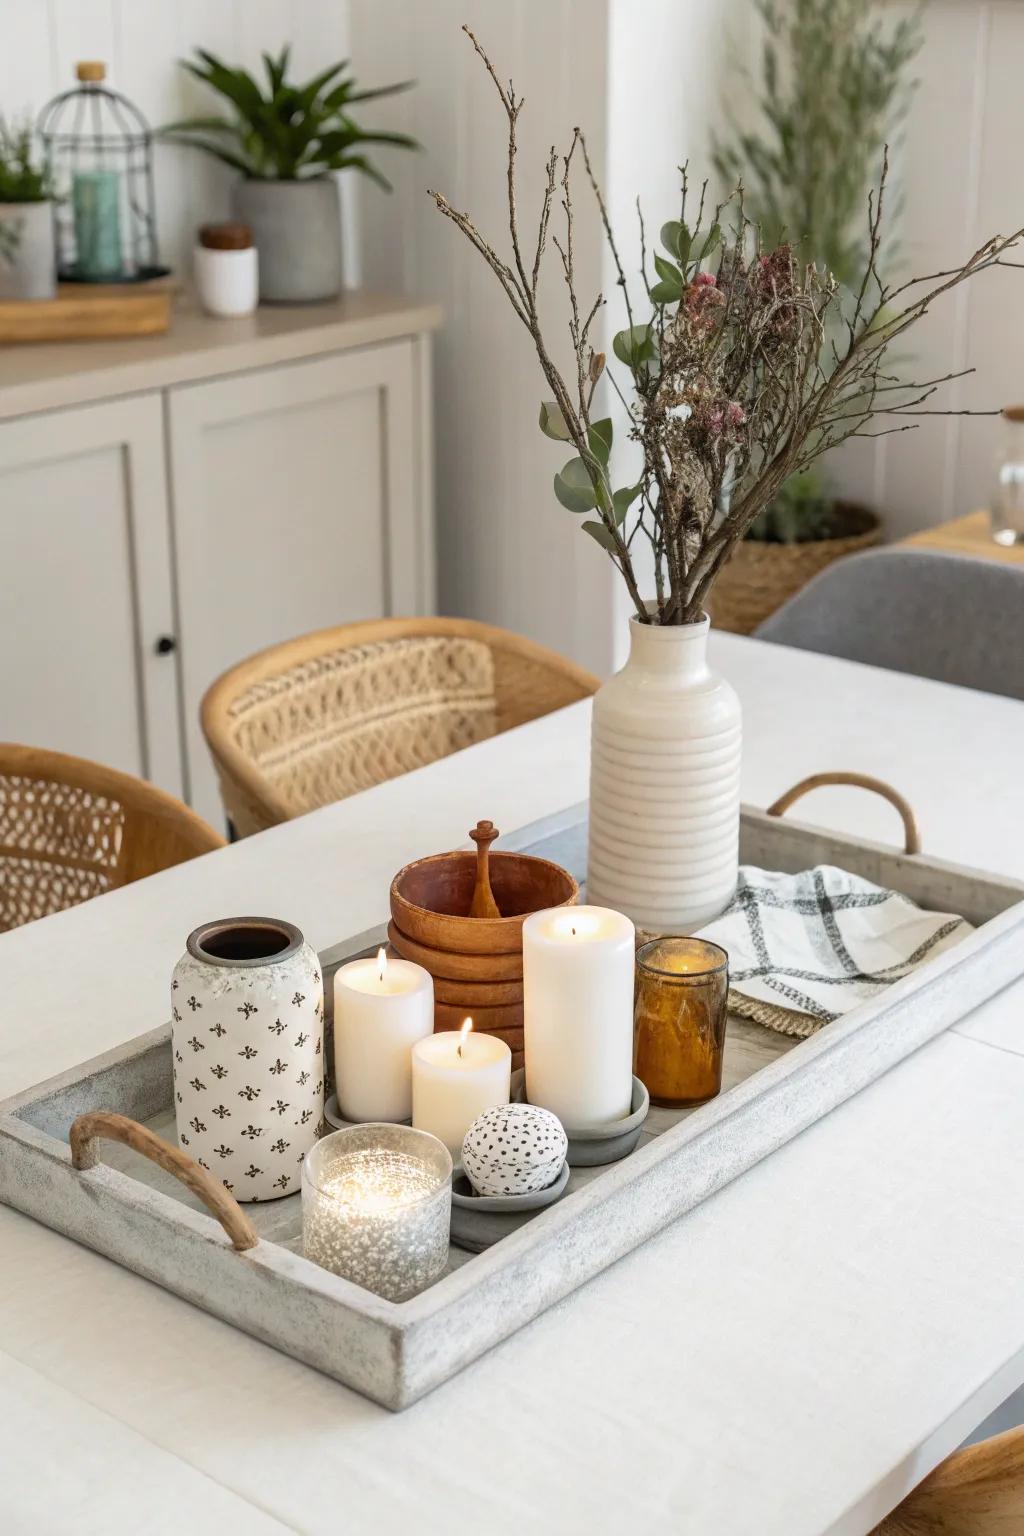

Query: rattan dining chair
[[201, 617, 601, 837], [871, 1423, 1024, 1533], [0, 743, 225, 932]]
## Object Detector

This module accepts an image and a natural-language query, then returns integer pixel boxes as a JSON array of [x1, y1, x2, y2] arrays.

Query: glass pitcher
[[991, 405, 1024, 545]]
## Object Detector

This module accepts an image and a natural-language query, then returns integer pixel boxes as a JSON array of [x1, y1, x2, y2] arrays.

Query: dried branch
[[429, 27, 1024, 625]]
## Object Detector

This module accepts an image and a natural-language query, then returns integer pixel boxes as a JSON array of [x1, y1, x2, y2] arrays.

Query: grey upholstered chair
[[756, 547, 1024, 702]]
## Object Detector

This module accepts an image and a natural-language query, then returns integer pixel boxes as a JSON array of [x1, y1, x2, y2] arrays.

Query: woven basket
[[709, 504, 881, 635]]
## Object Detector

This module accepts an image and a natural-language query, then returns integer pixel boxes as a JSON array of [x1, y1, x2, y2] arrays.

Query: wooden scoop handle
[[468, 820, 502, 918], [69, 1110, 259, 1252]]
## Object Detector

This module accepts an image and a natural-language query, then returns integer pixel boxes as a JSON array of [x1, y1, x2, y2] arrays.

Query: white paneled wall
[[602, 0, 749, 663], [349, 0, 616, 670], [822, 0, 1024, 537]]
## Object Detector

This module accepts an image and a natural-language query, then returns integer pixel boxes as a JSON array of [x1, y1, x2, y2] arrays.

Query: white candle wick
[[377, 947, 387, 985], [457, 1017, 473, 1059]]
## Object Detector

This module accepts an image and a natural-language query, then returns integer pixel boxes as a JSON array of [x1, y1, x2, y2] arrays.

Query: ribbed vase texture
[[586, 616, 741, 932]]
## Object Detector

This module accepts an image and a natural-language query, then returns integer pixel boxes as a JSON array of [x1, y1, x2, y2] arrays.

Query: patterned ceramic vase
[[171, 917, 325, 1203], [587, 615, 742, 933]]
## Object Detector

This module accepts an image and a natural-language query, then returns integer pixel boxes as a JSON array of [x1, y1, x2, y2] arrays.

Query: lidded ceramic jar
[[193, 221, 258, 317], [171, 917, 325, 1203]]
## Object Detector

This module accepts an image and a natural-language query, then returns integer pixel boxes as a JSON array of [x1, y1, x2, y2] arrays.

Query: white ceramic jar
[[193, 222, 258, 318], [171, 917, 325, 1202], [586, 615, 741, 933]]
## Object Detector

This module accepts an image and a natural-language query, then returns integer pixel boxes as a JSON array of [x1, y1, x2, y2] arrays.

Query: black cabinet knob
[[155, 635, 177, 656]]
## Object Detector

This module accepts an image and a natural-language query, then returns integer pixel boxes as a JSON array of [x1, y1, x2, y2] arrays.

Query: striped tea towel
[[696, 865, 972, 1039]]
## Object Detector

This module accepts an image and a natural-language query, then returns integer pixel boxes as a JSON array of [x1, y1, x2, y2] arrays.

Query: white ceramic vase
[[586, 615, 741, 933], [172, 917, 325, 1203]]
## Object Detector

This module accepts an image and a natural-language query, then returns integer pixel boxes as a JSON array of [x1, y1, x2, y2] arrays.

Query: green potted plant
[[0, 117, 55, 302], [709, 0, 923, 631], [161, 47, 416, 302]]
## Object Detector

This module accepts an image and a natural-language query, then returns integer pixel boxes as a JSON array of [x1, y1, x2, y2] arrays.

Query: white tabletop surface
[[2, 633, 1023, 1536]]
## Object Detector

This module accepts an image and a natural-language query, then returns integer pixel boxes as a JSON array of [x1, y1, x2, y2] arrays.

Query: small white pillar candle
[[412, 1022, 511, 1160], [523, 905, 635, 1125], [334, 949, 433, 1123]]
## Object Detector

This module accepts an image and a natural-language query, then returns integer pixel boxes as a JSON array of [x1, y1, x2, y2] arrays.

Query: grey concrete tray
[[3, 802, 1024, 1412]]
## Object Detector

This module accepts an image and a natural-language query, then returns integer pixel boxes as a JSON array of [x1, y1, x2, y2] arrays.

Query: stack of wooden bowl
[[389, 822, 578, 1069]]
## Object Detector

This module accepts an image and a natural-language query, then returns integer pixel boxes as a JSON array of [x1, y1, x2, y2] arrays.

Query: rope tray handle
[[766, 771, 921, 856], [69, 1110, 259, 1252]]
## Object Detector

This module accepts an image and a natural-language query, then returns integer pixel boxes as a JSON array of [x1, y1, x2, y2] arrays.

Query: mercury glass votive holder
[[302, 1124, 452, 1302], [633, 938, 729, 1107]]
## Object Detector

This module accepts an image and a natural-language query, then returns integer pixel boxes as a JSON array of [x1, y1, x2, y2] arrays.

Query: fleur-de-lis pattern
[[172, 928, 324, 1203]]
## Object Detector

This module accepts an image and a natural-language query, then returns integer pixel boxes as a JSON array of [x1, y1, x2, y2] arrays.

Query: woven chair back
[[201, 618, 599, 837], [0, 744, 225, 931]]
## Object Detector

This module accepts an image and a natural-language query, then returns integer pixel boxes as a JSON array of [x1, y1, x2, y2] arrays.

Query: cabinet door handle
[[154, 634, 177, 656]]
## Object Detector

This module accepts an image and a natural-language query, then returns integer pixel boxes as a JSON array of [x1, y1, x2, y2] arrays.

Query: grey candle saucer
[[323, 1095, 411, 1131], [510, 1069, 650, 1166], [449, 1160, 571, 1253]]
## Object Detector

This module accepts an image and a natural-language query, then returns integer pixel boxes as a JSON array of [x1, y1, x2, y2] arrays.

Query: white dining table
[[1, 631, 1023, 1536]]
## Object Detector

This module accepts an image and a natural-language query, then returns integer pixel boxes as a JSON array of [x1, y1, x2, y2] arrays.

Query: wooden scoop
[[468, 820, 502, 918]]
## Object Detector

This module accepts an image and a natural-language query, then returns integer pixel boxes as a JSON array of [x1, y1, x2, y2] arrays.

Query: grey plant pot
[[233, 176, 342, 303], [0, 201, 56, 301]]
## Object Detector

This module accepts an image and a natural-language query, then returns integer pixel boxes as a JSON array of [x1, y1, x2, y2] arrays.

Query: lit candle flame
[[458, 1017, 473, 1058], [377, 947, 387, 984]]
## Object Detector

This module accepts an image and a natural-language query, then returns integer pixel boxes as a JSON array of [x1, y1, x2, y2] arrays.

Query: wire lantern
[[38, 61, 168, 283]]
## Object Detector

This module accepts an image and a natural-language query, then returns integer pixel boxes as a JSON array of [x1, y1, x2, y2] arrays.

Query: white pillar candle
[[523, 905, 635, 1125], [334, 949, 433, 1123], [411, 1023, 512, 1161]]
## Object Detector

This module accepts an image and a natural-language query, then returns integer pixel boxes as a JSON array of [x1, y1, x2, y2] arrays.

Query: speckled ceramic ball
[[462, 1103, 568, 1197]]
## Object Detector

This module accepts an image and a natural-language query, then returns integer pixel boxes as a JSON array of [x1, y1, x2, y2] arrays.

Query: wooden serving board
[[0, 278, 175, 343], [2, 803, 1023, 1411]]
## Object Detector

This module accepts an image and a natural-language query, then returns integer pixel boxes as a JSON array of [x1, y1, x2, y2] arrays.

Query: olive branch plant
[[428, 26, 1024, 626]]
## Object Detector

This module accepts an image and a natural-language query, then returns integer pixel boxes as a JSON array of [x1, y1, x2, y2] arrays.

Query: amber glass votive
[[634, 938, 729, 1107]]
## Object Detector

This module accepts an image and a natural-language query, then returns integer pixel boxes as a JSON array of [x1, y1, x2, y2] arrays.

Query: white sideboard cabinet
[[0, 293, 440, 827]]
